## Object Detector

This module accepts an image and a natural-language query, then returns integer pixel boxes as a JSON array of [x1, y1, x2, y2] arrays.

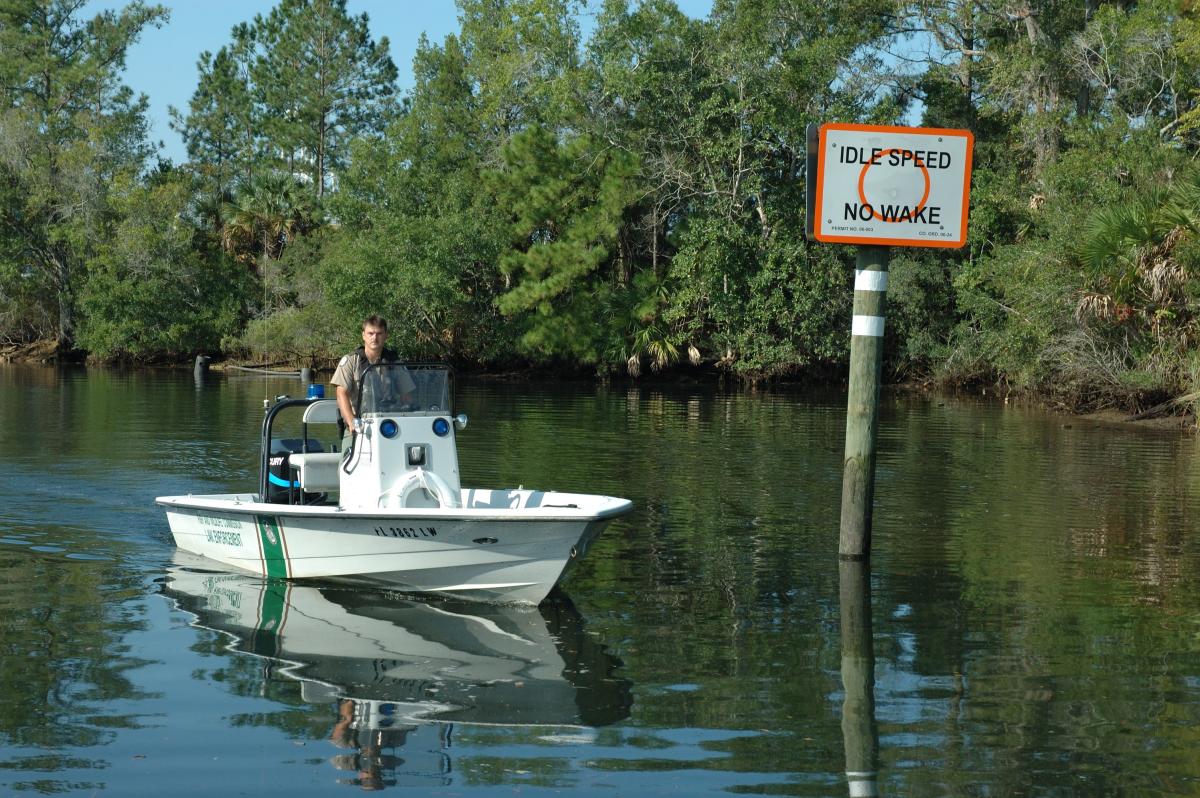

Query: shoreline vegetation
[[3, 338, 1193, 431], [5, 1, 1200, 425]]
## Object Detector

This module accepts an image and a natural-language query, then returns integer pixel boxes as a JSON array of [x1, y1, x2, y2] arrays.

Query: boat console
[[261, 364, 467, 510]]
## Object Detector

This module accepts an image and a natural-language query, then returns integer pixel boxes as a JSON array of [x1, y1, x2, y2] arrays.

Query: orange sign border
[[813, 122, 974, 248]]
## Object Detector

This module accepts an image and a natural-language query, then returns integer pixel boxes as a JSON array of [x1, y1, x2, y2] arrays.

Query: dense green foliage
[[0, 0, 167, 347], [5, 0, 1200, 410]]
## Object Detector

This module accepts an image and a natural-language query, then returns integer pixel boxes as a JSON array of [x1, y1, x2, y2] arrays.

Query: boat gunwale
[[155, 493, 634, 522]]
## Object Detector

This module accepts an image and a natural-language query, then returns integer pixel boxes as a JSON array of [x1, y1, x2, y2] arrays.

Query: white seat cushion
[[288, 452, 342, 492]]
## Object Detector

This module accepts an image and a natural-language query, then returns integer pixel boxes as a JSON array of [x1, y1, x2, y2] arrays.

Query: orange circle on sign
[[857, 148, 932, 223]]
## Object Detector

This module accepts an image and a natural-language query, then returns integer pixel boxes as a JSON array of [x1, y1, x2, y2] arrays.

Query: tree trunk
[[1076, 0, 1099, 117], [317, 113, 326, 199], [52, 252, 73, 349]]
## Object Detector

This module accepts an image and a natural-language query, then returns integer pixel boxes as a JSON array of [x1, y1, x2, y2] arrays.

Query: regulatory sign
[[810, 123, 973, 248]]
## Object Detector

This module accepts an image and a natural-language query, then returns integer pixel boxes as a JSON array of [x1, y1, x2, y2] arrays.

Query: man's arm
[[331, 354, 357, 428], [336, 384, 356, 429]]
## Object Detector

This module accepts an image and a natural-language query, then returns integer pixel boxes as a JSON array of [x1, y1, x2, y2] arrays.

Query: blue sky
[[91, 0, 713, 165]]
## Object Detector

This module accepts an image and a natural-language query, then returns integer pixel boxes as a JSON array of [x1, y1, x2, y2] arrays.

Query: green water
[[1, 364, 1198, 796]]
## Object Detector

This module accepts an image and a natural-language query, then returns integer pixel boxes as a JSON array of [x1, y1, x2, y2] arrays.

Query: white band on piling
[[854, 269, 889, 292], [851, 315, 885, 337], [846, 773, 879, 798]]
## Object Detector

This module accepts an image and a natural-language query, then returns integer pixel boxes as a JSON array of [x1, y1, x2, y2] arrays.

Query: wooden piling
[[839, 245, 889, 559]]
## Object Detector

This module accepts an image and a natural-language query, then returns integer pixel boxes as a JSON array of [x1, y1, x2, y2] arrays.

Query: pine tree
[[252, 0, 397, 197], [0, 0, 167, 346], [169, 25, 258, 202]]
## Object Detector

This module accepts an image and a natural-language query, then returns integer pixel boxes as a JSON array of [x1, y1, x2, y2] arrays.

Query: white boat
[[156, 364, 632, 604]]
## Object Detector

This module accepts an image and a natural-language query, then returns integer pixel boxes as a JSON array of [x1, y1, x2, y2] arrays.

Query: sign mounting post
[[807, 123, 974, 559]]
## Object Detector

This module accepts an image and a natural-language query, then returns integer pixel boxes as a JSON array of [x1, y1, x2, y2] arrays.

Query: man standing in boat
[[332, 315, 417, 438]]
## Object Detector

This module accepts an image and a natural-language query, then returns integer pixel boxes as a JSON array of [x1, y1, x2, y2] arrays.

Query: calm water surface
[[1, 365, 1198, 796]]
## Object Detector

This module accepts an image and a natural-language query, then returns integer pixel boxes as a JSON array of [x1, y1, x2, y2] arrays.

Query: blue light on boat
[[306, 383, 325, 399], [432, 418, 450, 437], [380, 419, 399, 438]]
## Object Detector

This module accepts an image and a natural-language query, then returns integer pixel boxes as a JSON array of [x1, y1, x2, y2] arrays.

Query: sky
[[90, 0, 714, 165]]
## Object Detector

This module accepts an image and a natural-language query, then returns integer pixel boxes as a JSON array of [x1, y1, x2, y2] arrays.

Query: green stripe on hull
[[256, 516, 289, 579]]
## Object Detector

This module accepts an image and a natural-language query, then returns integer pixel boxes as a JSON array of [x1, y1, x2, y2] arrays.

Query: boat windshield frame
[[355, 363, 454, 418]]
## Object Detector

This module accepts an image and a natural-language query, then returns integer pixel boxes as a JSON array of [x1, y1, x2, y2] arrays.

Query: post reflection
[[161, 551, 632, 790], [840, 559, 880, 797]]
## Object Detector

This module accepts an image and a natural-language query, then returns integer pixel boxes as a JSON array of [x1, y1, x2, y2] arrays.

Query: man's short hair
[[362, 314, 388, 331]]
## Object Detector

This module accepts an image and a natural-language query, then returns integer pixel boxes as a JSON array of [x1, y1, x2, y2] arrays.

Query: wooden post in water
[[811, 122, 973, 556], [839, 245, 889, 559], [193, 355, 211, 385]]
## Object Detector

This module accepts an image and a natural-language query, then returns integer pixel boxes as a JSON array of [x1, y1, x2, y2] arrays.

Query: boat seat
[[288, 452, 342, 492], [303, 399, 339, 424]]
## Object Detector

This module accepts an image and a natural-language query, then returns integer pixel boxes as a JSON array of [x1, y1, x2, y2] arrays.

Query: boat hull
[[156, 488, 630, 604]]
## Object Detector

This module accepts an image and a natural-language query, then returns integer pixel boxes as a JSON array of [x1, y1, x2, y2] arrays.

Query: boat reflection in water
[[161, 551, 632, 790]]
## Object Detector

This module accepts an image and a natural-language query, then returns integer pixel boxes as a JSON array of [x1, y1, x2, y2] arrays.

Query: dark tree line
[[4, 0, 1200, 412]]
